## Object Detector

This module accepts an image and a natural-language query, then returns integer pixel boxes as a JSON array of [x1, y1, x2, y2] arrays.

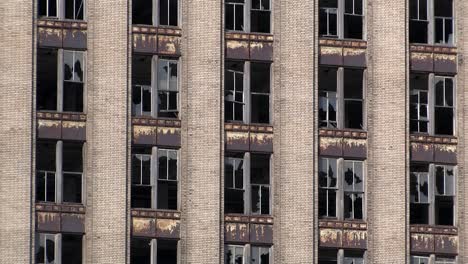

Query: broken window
[[251, 246, 270, 264], [36, 233, 83, 264], [410, 163, 456, 226], [131, 147, 179, 210], [65, 0, 84, 20], [225, 61, 245, 122], [343, 251, 364, 264], [319, 67, 364, 130], [319, 157, 365, 220], [319, 68, 338, 128], [132, 55, 179, 119], [250, 62, 271, 124], [36, 141, 83, 204], [320, 0, 364, 39], [226, 0, 245, 31], [37, 49, 85, 113], [224, 153, 271, 215], [434, 76, 454, 135], [410, 74, 429, 133], [39, 0, 59, 18], [410, 0, 429, 43], [319, 158, 337, 218], [435, 257, 456, 264], [410, 74, 455, 136], [132, 0, 178, 26], [319, 249, 364, 264], [131, 238, 177, 264], [411, 255, 430, 264], [409, 0, 454, 45], [225, 244, 244, 264]]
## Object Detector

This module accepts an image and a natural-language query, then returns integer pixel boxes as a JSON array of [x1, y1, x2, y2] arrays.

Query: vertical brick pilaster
[[367, 1, 408, 263]]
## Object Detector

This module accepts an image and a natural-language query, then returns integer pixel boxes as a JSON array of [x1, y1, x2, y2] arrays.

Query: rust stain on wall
[[133, 34, 158, 54], [225, 222, 249, 243], [36, 212, 61, 232], [132, 217, 156, 237], [226, 131, 250, 151], [133, 125, 157, 145], [157, 127, 181, 147], [342, 229, 367, 249], [319, 228, 342, 248], [156, 219, 180, 239], [250, 133, 273, 153], [37, 119, 62, 139]]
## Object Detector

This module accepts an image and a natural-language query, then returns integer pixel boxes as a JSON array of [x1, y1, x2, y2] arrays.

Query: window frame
[[224, 0, 272, 33], [38, 0, 86, 21], [132, 0, 180, 27], [130, 238, 179, 264], [318, 157, 338, 218], [225, 0, 247, 32], [225, 61, 246, 123], [319, 0, 366, 40], [35, 233, 84, 264]]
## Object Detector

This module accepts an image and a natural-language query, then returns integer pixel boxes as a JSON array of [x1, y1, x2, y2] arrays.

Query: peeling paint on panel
[[133, 125, 157, 145], [37, 119, 62, 139], [132, 217, 156, 237], [320, 46, 343, 66], [225, 131, 250, 151], [156, 219, 180, 239], [157, 127, 181, 147], [319, 228, 342, 248], [434, 53, 457, 74], [343, 48, 366, 67], [411, 233, 435, 253], [225, 222, 249, 243], [319, 137, 343, 157], [250, 133, 273, 153], [62, 121, 86, 141], [36, 212, 61, 232], [435, 234, 458, 254], [250, 224, 273, 244], [434, 144, 457, 164], [342, 230, 367, 249], [342, 138, 366, 159], [61, 213, 85, 233], [226, 39, 249, 60], [411, 52, 434, 72], [411, 142, 434, 162]]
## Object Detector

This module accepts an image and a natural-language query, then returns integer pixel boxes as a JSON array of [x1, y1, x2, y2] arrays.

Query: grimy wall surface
[[367, 0, 408, 263], [181, 0, 222, 262], [0, 0, 33, 262], [86, 0, 129, 263]]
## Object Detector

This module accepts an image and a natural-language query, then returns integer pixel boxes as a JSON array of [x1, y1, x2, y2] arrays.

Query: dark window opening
[[132, 0, 153, 25], [319, 0, 338, 37], [131, 148, 152, 209], [38, 0, 58, 18], [157, 59, 179, 118], [410, 164, 430, 224], [435, 196, 454, 225], [226, 0, 245, 31], [35, 233, 56, 264], [409, 0, 429, 43], [36, 142, 57, 203], [37, 49, 58, 111], [251, 154, 270, 215], [65, 0, 84, 20], [131, 238, 152, 264], [225, 154, 245, 214], [132, 55, 152, 117], [157, 240, 178, 264], [319, 158, 337, 218], [157, 149, 178, 210], [434, 77, 454, 135], [410, 74, 429, 133], [344, 14, 363, 39], [251, 246, 270, 264], [343, 160, 364, 220], [160, 0, 178, 26], [411, 256, 430, 264], [319, 68, 338, 128], [344, 250, 364, 264], [344, 69, 363, 129], [225, 245, 244, 264], [63, 51, 84, 112], [318, 248, 338, 264], [225, 61, 245, 122], [250, 63, 270, 124], [62, 234, 83, 264], [250, 0, 270, 33]]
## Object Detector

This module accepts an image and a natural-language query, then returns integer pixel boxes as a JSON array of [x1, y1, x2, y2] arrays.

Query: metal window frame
[[342, 160, 364, 220], [249, 62, 271, 125], [225, 0, 246, 32], [319, 90, 338, 128], [432, 75, 456, 136], [156, 0, 179, 27], [133, 84, 153, 117], [63, 0, 85, 20], [410, 87, 430, 133], [225, 62, 246, 122], [154, 147, 179, 210], [250, 245, 272, 264], [433, 0, 455, 45], [225, 244, 246, 264], [148, 56, 180, 119], [249, 153, 271, 215], [58, 49, 87, 113], [319, 0, 365, 40], [319, 157, 339, 218]]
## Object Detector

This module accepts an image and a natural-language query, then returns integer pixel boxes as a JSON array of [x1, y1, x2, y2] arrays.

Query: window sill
[[225, 214, 273, 224], [35, 202, 86, 213], [410, 224, 457, 234], [410, 134, 457, 145], [319, 128, 367, 139], [319, 219, 367, 229], [131, 208, 181, 219]]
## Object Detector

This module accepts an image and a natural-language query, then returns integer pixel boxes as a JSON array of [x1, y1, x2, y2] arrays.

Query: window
[[319, 157, 364, 220], [36, 141, 83, 204], [37, 49, 85, 113], [225, 61, 271, 124], [409, 74, 455, 136], [224, 153, 271, 215], [225, 245, 271, 264], [319, 249, 364, 264], [435, 257, 456, 264], [410, 163, 456, 226], [131, 147, 179, 210], [35, 233, 83, 264], [409, 0, 454, 45], [411, 255, 430, 264], [225, 0, 271, 33], [226, 0, 245, 31], [132, 0, 178, 27], [319, 0, 364, 40], [132, 55, 179, 119], [319, 67, 364, 130], [38, 0, 85, 20], [131, 238, 177, 264]]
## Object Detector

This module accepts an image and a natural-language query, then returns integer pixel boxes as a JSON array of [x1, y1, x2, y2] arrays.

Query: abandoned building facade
[[1, 0, 467, 263]]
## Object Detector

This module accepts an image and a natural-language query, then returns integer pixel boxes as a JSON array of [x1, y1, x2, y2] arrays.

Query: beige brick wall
[[366, 0, 408, 263], [179, 0, 223, 263], [85, 0, 129, 263], [0, 0, 33, 262], [273, 0, 316, 263]]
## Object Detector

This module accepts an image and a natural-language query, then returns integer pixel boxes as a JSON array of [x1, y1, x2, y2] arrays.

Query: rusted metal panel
[[157, 127, 181, 147], [410, 233, 434, 253], [61, 213, 85, 233], [250, 41, 273, 61], [342, 138, 366, 159], [38, 27, 62, 48], [434, 54, 457, 74], [133, 125, 157, 145], [249, 224, 273, 244], [343, 48, 366, 67], [411, 143, 434, 162], [62, 121, 86, 141], [224, 222, 249, 243], [36, 212, 61, 232], [37, 119, 62, 139], [62, 29, 87, 50], [434, 144, 457, 164], [225, 131, 250, 152], [156, 219, 180, 239], [342, 230, 367, 249], [157, 35, 180, 56], [133, 34, 158, 54], [319, 137, 343, 157], [250, 133, 273, 153], [434, 234, 458, 254], [411, 52, 434, 72], [226, 39, 249, 60], [319, 228, 342, 248], [132, 217, 156, 237], [319, 46, 343, 66]]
